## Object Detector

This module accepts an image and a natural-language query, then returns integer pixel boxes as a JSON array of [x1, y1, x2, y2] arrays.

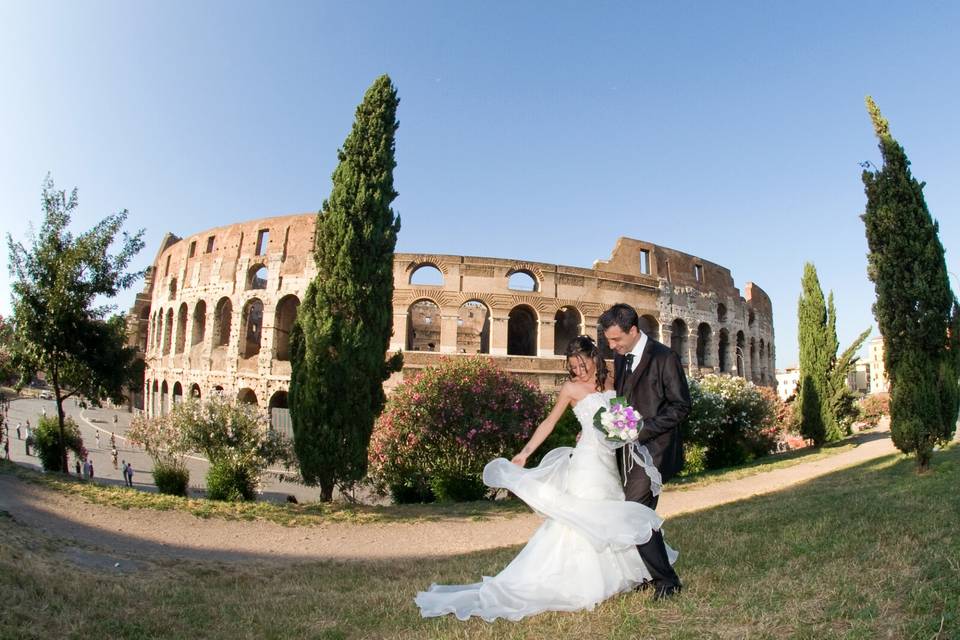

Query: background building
[[868, 336, 889, 394], [776, 366, 800, 401]]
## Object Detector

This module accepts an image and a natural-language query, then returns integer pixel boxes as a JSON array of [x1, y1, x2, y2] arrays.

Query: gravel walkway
[[0, 423, 904, 564]]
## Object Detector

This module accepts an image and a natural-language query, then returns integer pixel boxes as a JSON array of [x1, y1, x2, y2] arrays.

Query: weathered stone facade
[[129, 213, 775, 421]]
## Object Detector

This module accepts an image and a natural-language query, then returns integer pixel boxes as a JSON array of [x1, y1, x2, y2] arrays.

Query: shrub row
[[369, 360, 786, 502]]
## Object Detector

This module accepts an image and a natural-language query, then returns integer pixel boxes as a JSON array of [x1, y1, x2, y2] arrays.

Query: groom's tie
[[624, 353, 635, 374]]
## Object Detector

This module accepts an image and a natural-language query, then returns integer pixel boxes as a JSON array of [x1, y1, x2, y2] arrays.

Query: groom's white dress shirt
[[626, 331, 648, 374]]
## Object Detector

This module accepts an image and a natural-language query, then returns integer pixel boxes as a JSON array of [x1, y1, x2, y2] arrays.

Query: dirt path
[[0, 425, 901, 564]]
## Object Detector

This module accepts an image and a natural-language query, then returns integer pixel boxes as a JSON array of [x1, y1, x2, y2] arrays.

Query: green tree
[[797, 264, 870, 444], [827, 326, 871, 434], [861, 97, 959, 470], [6, 175, 145, 472], [290, 75, 403, 501], [797, 263, 830, 445], [0, 314, 14, 384]]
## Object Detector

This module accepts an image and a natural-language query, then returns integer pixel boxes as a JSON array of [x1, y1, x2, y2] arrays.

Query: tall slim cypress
[[861, 96, 958, 470], [290, 76, 403, 500], [797, 263, 830, 446]]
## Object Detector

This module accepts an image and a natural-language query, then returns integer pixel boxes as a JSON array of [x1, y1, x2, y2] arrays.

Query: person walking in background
[[16, 422, 21, 440], [75, 458, 81, 477], [95, 431, 101, 448]]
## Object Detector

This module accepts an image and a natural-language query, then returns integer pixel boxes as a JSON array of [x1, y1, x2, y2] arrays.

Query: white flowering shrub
[[685, 374, 780, 470], [130, 397, 294, 501]]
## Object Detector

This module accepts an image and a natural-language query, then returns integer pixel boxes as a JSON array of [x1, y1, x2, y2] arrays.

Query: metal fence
[[270, 407, 294, 440]]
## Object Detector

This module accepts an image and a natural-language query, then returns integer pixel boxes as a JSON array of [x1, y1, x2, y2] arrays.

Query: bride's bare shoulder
[[560, 381, 590, 405]]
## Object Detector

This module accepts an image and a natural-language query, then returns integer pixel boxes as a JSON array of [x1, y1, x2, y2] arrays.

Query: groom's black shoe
[[633, 581, 653, 593], [652, 583, 682, 601]]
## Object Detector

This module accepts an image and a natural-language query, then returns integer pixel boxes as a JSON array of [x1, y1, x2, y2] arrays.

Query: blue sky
[[1, 1, 957, 366]]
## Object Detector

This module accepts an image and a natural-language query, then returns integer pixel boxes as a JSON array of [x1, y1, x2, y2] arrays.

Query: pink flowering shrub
[[369, 357, 548, 502], [858, 393, 890, 426]]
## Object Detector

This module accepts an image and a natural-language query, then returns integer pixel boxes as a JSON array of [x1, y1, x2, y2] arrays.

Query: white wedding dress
[[415, 390, 675, 622]]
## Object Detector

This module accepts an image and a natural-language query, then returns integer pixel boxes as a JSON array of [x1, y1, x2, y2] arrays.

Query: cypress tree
[[861, 96, 959, 471], [290, 75, 403, 500], [797, 263, 830, 446]]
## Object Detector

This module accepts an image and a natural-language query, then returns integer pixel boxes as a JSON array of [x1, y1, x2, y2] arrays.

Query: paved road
[[4, 395, 355, 503]]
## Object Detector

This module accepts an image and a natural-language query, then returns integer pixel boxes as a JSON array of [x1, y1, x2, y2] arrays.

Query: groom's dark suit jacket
[[614, 338, 691, 484]]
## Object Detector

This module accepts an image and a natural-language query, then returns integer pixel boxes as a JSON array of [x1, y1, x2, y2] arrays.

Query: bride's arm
[[511, 384, 573, 467]]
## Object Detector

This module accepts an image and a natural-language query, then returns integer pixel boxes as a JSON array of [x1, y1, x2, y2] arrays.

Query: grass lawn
[[2, 445, 956, 639]]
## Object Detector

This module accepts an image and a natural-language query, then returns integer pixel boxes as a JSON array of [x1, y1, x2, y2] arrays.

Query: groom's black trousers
[[623, 466, 681, 588]]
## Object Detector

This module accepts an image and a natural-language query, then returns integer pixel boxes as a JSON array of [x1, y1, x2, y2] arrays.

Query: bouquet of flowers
[[593, 397, 642, 443]]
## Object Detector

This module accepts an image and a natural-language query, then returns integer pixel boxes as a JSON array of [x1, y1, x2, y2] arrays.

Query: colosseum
[[126, 213, 775, 436]]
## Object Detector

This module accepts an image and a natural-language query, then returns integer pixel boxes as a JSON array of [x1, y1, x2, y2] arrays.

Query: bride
[[415, 336, 675, 622]]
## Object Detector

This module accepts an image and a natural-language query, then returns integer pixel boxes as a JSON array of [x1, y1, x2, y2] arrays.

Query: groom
[[600, 303, 690, 600]]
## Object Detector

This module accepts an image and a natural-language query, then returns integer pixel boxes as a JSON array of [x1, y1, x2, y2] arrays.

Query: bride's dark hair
[[565, 335, 608, 392]]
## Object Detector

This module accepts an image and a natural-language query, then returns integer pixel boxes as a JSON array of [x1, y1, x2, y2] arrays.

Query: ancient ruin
[[127, 213, 775, 435]]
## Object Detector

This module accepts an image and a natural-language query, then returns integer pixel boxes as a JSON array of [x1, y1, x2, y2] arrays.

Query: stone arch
[[163, 309, 174, 355], [639, 314, 660, 341], [553, 306, 583, 355], [247, 264, 268, 290], [189, 383, 201, 399], [274, 295, 300, 361], [750, 337, 757, 381], [237, 388, 258, 405], [168, 278, 177, 299], [160, 380, 169, 416], [172, 381, 183, 405], [696, 323, 712, 368], [718, 328, 730, 373], [507, 269, 539, 292], [406, 298, 441, 352], [717, 303, 727, 323], [151, 379, 159, 417], [409, 263, 445, 286], [736, 331, 746, 377], [150, 310, 158, 351], [137, 307, 149, 352], [508, 305, 539, 356], [213, 297, 232, 347], [175, 303, 188, 354], [748, 309, 756, 328], [192, 300, 207, 346], [670, 319, 689, 366], [759, 339, 766, 384], [241, 298, 264, 358], [457, 300, 491, 354], [269, 390, 292, 438]]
